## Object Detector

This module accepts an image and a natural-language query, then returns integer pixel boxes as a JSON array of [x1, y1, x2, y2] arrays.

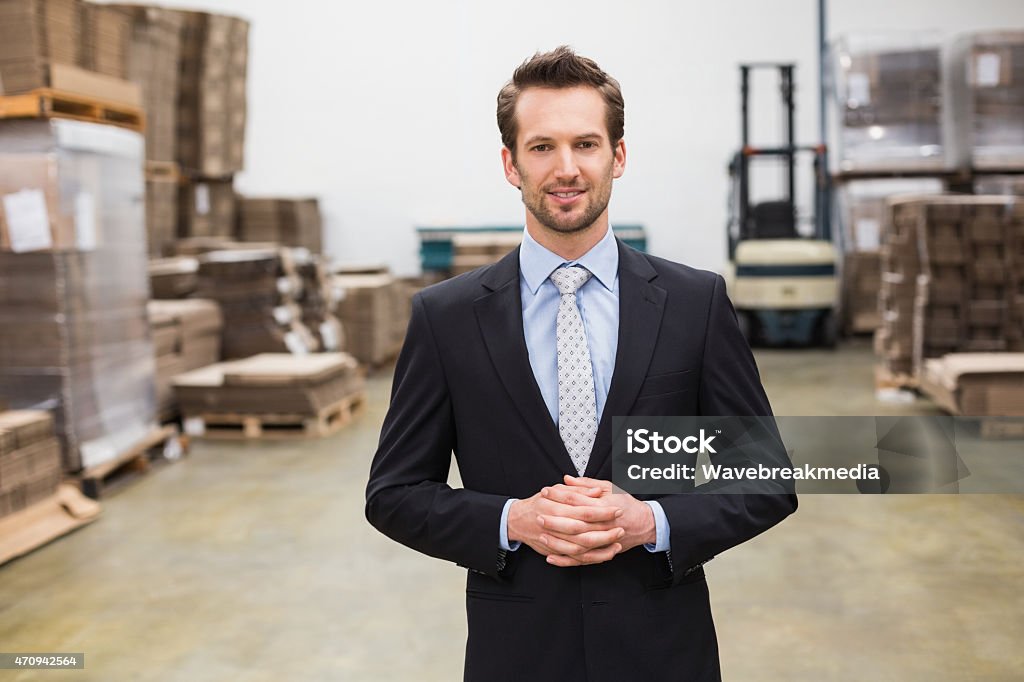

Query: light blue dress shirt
[[499, 226, 670, 554]]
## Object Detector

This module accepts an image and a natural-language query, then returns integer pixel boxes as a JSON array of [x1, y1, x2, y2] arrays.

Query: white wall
[[150, 0, 1024, 274]]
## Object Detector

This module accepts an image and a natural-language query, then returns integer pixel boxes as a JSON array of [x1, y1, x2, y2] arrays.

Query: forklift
[[725, 63, 838, 347]]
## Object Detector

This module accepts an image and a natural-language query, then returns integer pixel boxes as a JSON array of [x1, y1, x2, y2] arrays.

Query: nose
[[553, 147, 580, 181]]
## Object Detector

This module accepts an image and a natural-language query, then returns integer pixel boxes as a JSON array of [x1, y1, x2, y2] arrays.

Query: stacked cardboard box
[[173, 353, 365, 439], [834, 34, 947, 171], [0, 120, 157, 472], [109, 4, 182, 164], [0, 0, 79, 93], [0, 410, 61, 518], [175, 10, 248, 176], [1012, 202, 1024, 350], [144, 175, 177, 257], [236, 197, 323, 253], [79, 2, 129, 79], [843, 251, 882, 334], [948, 32, 1024, 170], [921, 353, 1024, 415], [332, 272, 411, 366], [876, 197, 927, 376], [147, 299, 222, 420], [178, 176, 235, 240], [294, 251, 343, 352], [148, 256, 198, 298], [877, 195, 1024, 378], [0, 0, 141, 109], [196, 248, 318, 359], [450, 232, 521, 276]]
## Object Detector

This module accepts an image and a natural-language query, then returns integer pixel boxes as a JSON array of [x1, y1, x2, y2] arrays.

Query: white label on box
[[975, 53, 1001, 87], [855, 218, 880, 251], [284, 331, 309, 356], [272, 305, 292, 325], [195, 184, 211, 215], [277, 277, 294, 295], [847, 73, 871, 107], [184, 417, 206, 437], [75, 191, 97, 250], [320, 321, 339, 351], [2, 189, 52, 252]]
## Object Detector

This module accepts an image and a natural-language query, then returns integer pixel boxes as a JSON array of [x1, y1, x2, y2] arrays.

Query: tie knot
[[549, 265, 592, 295]]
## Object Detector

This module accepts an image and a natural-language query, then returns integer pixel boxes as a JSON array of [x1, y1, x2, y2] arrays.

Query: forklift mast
[[728, 63, 831, 259]]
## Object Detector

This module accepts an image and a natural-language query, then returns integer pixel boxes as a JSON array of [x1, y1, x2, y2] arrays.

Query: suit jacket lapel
[[474, 248, 577, 474], [586, 241, 666, 478]]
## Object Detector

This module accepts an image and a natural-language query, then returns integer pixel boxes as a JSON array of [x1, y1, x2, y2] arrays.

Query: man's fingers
[[542, 485, 607, 507], [537, 514, 619, 535], [546, 543, 623, 567], [544, 527, 624, 549], [564, 475, 613, 493], [539, 533, 588, 556]]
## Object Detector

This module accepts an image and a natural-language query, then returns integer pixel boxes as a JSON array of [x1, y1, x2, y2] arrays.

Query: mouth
[[547, 189, 585, 206]]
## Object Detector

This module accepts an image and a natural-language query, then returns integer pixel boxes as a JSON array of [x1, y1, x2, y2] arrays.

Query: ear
[[501, 147, 522, 189], [612, 139, 626, 179]]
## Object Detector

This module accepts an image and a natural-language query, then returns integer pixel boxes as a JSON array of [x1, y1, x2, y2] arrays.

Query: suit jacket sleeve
[[365, 293, 508, 577], [654, 274, 798, 585]]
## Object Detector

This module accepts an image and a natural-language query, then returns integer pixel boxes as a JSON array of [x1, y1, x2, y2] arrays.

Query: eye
[[531, 144, 552, 152], [577, 141, 598, 149]]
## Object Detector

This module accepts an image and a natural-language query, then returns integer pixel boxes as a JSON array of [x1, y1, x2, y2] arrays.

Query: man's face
[[502, 86, 626, 235]]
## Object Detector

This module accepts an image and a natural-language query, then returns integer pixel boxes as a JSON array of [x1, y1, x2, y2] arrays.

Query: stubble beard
[[517, 164, 613, 235]]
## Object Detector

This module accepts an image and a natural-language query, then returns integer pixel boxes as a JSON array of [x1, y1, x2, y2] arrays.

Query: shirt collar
[[519, 226, 618, 295]]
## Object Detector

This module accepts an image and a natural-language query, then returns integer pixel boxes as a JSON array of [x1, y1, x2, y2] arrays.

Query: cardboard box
[[921, 353, 1024, 415]]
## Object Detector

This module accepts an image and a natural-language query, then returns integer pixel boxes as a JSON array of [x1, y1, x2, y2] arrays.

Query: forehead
[[515, 86, 608, 144]]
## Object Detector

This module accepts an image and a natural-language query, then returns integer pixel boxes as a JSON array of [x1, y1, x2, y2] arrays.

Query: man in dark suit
[[366, 46, 797, 681]]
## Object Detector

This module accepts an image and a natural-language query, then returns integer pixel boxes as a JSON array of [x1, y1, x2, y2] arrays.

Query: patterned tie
[[549, 266, 598, 475]]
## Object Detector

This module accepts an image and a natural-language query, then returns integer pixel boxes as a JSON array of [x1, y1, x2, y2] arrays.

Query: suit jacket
[[366, 240, 797, 682]]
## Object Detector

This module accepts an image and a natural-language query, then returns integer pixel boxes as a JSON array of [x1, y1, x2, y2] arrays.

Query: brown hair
[[497, 46, 625, 157]]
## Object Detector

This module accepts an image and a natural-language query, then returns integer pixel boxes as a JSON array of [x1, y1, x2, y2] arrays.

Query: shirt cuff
[[500, 498, 522, 551], [643, 500, 671, 553]]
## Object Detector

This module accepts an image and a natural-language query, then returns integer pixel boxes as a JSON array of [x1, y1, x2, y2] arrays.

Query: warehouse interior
[[1, 0, 1024, 680]]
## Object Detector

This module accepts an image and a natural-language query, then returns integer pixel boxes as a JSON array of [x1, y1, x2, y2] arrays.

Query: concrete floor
[[1, 340, 1022, 681]]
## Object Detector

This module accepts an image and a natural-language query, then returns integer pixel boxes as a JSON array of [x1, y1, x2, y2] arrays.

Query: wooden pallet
[[184, 392, 366, 441], [0, 88, 144, 132], [0, 484, 101, 567], [76, 425, 184, 499]]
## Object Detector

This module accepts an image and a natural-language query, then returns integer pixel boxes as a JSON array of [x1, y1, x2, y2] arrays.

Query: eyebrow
[[523, 132, 604, 147]]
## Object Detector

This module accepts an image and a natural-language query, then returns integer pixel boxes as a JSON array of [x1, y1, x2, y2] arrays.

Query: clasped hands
[[507, 474, 656, 567]]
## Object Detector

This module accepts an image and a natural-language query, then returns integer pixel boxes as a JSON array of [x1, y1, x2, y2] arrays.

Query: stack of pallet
[[294, 251, 344, 352], [834, 35, 946, 171], [0, 0, 80, 93], [949, 31, 1024, 170], [0, 119, 158, 473], [332, 270, 410, 367], [451, 232, 521, 276], [175, 10, 247, 177], [147, 299, 222, 421], [174, 353, 365, 440], [237, 197, 323, 253], [196, 247, 318, 359], [79, 2, 130, 79], [148, 256, 198, 298], [178, 177, 237, 241], [0, 410, 61, 518], [843, 252, 882, 334], [111, 4, 183, 257], [877, 195, 1024, 383], [175, 10, 248, 244]]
